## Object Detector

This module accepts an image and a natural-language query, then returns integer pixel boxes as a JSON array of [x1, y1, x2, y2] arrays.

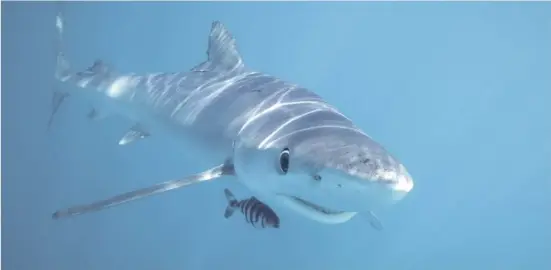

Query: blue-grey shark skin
[[52, 12, 413, 225]]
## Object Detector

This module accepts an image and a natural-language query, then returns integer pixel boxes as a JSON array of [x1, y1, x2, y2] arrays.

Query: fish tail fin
[[223, 188, 237, 218]]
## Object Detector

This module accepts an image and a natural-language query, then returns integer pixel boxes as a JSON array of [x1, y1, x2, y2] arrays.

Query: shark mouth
[[289, 196, 345, 215], [278, 195, 357, 224]]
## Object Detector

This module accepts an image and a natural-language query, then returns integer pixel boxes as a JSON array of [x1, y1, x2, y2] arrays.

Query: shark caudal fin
[[223, 188, 238, 218], [54, 8, 71, 81], [54, 9, 110, 83], [49, 6, 116, 130], [48, 6, 70, 132], [191, 21, 245, 74]]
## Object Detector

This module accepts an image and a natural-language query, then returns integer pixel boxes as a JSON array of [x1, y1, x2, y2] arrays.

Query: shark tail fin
[[54, 7, 113, 85], [223, 188, 238, 218], [48, 5, 71, 132], [55, 9, 71, 81], [191, 21, 245, 74], [50, 6, 115, 127]]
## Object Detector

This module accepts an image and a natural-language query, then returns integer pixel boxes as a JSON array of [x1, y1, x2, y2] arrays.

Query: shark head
[[232, 129, 414, 224]]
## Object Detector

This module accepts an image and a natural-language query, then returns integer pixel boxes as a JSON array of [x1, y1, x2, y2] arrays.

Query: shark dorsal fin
[[191, 21, 245, 73]]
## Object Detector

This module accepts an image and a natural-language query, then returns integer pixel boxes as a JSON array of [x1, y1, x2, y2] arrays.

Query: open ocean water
[[2, 2, 551, 270]]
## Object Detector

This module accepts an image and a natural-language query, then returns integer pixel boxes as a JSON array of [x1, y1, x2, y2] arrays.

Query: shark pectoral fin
[[119, 123, 150, 145], [52, 163, 235, 220], [191, 21, 245, 73], [365, 211, 384, 231]]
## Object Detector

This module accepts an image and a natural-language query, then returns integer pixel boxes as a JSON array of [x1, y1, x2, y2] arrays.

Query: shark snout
[[387, 165, 414, 201], [338, 163, 414, 209]]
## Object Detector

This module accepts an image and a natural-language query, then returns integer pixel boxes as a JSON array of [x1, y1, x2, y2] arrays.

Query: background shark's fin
[[118, 123, 150, 145], [191, 21, 245, 73], [52, 163, 234, 220]]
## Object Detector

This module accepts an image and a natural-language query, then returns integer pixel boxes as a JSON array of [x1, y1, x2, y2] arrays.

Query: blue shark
[[51, 12, 414, 227]]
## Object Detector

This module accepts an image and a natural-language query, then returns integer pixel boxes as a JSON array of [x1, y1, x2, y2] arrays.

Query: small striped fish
[[223, 188, 280, 229]]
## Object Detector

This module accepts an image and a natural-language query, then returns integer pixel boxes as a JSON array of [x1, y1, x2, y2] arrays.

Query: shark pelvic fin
[[87, 59, 109, 74], [52, 162, 236, 220], [86, 107, 108, 121], [119, 123, 150, 145], [191, 21, 245, 73], [76, 59, 113, 80]]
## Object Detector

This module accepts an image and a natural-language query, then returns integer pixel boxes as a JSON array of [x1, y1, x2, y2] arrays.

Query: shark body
[[52, 12, 414, 226]]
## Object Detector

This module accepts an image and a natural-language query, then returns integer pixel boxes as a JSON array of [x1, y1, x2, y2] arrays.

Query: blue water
[[2, 2, 551, 270]]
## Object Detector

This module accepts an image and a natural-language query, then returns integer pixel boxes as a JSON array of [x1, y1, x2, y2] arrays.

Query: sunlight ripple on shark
[[51, 11, 414, 227]]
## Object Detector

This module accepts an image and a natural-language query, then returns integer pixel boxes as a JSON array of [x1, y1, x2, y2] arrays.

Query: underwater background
[[2, 2, 550, 270]]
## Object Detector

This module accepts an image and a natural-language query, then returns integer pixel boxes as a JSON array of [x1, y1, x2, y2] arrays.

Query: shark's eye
[[279, 148, 290, 174]]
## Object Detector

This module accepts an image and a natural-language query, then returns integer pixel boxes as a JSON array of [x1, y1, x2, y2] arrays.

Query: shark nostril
[[337, 184, 342, 188]]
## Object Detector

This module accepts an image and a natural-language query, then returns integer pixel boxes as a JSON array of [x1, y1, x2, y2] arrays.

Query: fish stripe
[[234, 196, 279, 229]]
